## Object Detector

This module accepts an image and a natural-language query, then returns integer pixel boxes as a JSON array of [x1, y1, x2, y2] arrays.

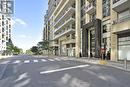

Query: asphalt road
[[0, 55, 130, 87]]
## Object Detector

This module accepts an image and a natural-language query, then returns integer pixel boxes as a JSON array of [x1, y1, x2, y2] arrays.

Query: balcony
[[112, 15, 130, 25], [54, 0, 75, 19], [112, 0, 130, 12], [84, 2, 95, 14], [112, 15, 130, 33], [54, 29, 75, 40], [54, 17, 75, 33], [87, 0, 93, 3], [54, 6, 75, 27], [49, 41, 59, 47], [62, 39, 75, 45]]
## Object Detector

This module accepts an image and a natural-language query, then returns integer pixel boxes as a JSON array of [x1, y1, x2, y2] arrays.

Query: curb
[[71, 58, 130, 72]]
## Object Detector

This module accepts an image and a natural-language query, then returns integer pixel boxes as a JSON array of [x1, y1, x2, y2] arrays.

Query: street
[[0, 55, 130, 87]]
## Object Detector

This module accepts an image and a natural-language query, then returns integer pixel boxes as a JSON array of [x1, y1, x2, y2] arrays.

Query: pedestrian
[[106, 51, 110, 60], [90, 53, 93, 58], [79, 52, 82, 57]]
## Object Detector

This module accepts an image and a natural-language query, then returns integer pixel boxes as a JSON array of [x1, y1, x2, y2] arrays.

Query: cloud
[[15, 18, 27, 26], [11, 18, 27, 27]]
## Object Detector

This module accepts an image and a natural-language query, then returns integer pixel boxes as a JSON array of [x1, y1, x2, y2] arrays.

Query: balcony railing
[[62, 39, 75, 44], [113, 0, 120, 4], [112, 0, 130, 12], [54, 17, 75, 33], [54, 28, 75, 40], [112, 15, 130, 25], [54, 6, 75, 27], [84, 2, 95, 14]]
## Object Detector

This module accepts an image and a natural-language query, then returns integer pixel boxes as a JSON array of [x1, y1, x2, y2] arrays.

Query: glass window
[[103, 0, 110, 18], [81, 0, 85, 7]]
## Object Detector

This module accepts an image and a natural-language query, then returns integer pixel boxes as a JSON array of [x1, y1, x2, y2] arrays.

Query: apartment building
[[44, 0, 130, 60], [111, 0, 130, 61], [43, 0, 81, 57], [0, 14, 12, 55], [43, 10, 49, 41], [81, 0, 130, 60], [82, 0, 102, 58]]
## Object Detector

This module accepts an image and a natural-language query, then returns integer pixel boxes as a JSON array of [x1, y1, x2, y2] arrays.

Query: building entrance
[[90, 29, 95, 57], [118, 35, 130, 60]]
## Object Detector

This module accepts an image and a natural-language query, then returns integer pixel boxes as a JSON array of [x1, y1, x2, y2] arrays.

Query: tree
[[37, 41, 49, 50], [30, 46, 39, 55], [13, 46, 21, 55], [37, 40, 50, 55], [6, 38, 14, 55]]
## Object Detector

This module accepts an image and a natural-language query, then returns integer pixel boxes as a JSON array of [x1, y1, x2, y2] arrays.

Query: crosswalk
[[0, 58, 66, 65]]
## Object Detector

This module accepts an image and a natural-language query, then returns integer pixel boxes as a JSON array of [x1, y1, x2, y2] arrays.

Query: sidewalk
[[70, 57, 130, 71], [39, 55, 130, 72]]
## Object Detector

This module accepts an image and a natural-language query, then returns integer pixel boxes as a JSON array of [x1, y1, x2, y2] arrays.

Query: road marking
[[14, 78, 31, 87], [0, 61, 10, 64], [48, 59, 55, 61], [24, 60, 30, 63], [41, 59, 47, 62], [13, 60, 21, 64], [14, 73, 28, 82], [55, 58, 61, 61], [40, 64, 90, 74], [33, 60, 38, 62]]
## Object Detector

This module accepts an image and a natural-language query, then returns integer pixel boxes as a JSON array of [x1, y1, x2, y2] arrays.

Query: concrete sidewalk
[[69, 57, 130, 71], [37, 55, 130, 72]]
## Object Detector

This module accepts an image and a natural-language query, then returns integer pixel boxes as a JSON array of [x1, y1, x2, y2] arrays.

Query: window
[[103, 25, 107, 33], [103, 38, 107, 45], [103, 0, 110, 18], [72, 33, 75, 39], [2, 21, 4, 26], [103, 24, 110, 33], [90, 13, 96, 22], [81, 0, 85, 7], [81, 19, 85, 28], [81, 9, 84, 17]]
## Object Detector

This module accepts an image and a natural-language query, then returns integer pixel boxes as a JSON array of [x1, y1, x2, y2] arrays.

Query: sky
[[12, 0, 48, 52]]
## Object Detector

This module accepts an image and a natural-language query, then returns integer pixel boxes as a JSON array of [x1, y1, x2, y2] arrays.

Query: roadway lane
[[0, 55, 130, 87]]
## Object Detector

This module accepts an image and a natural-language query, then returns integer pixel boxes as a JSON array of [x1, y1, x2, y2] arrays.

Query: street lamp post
[[124, 57, 127, 70]]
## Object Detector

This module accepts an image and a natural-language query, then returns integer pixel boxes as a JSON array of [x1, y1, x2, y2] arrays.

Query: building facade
[[0, 14, 12, 55], [111, 0, 130, 61], [43, 0, 130, 61]]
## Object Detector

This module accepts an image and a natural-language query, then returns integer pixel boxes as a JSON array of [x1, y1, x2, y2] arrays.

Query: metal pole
[[124, 57, 127, 70]]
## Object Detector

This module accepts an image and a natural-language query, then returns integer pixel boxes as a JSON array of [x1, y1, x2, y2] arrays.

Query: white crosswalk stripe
[[13, 60, 21, 64], [55, 58, 61, 61], [0, 61, 10, 64], [48, 59, 55, 61], [33, 60, 38, 62], [41, 59, 47, 62], [24, 60, 30, 63], [10, 58, 63, 64]]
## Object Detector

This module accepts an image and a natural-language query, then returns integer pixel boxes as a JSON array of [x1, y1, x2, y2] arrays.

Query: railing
[[54, 28, 75, 39], [54, 6, 75, 27], [84, 2, 95, 12], [113, 0, 120, 4], [54, 17, 75, 33], [112, 15, 130, 25]]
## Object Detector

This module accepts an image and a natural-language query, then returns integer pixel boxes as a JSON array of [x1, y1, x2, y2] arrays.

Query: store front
[[118, 32, 130, 60]]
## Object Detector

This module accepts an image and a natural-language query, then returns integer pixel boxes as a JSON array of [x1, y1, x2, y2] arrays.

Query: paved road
[[0, 55, 130, 87]]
